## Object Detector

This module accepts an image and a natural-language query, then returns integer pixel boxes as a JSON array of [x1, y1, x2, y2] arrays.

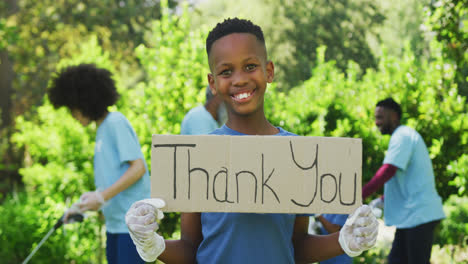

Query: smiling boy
[[125, 18, 378, 264]]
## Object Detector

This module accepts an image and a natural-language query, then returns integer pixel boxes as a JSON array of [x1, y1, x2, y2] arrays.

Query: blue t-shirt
[[94, 112, 151, 233], [319, 214, 352, 264], [383, 125, 445, 228], [180, 105, 219, 135], [196, 125, 298, 264]]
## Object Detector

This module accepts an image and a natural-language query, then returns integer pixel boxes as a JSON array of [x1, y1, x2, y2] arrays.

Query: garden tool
[[22, 212, 84, 264]]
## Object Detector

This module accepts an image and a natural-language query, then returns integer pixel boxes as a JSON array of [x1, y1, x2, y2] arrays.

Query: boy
[[125, 18, 378, 263], [48, 64, 150, 264]]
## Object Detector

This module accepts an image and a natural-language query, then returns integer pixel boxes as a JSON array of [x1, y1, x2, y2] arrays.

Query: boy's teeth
[[235, 92, 250, 99]]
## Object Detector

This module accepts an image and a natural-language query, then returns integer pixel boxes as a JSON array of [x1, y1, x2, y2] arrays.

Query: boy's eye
[[219, 69, 232, 76], [245, 64, 257, 71]]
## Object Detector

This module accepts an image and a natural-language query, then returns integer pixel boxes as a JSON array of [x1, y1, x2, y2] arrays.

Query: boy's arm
[[293, 216, 344, 263], [158, 213, 202, 263], [294, 206, 378, 263]]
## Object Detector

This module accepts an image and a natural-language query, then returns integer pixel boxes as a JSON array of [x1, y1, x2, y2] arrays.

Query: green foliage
[[4, 35, 113, 263], [270, 0, 385, 89], [1, 0, 467, 262], [265, 45, 468, 200], [120, 0, 209, 163], [0, 0, 175, 118], [191, 0, 385, 90], [119, 0, 209, 236], [8, 102, 102, 263], [436, 195, 468, 246], [354, 245, 389, 264], [370, 0, 432, 60], [448, 154, 468, 195], [426, 0, 468, 96], [0, 18, 18, 52], [0, 191, 104, 264], [3, 1, 207, 261]]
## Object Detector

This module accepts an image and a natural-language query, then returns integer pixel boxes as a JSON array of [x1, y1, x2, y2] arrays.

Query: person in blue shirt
[[315, 214, 352, 264], [362, 97, 445, 264], [125, 18, 379, 264], [48, 64, 150, 264], [180, 85, 226, 135]]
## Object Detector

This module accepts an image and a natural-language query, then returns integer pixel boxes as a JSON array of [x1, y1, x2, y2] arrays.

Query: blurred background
[[0, 0, 466, 263]]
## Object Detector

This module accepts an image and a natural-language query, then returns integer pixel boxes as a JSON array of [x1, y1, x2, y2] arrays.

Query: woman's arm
[[101, 158, 146, 201], [79, 158, 147, 211]]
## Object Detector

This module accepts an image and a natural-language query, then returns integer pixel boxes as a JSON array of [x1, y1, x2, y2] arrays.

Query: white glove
[[369, 197, 384, 209], [338, 205, 379, 257], [63, 203, 85, 224], [125, 198, 166, 262], [78, 191, 106, 211], [369, 197, 384, 218]]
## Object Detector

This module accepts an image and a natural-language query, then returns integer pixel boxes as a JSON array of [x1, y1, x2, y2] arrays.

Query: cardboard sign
[[151, 135, 362, 214]]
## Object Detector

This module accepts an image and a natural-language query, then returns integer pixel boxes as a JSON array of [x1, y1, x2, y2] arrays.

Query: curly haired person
[[48, 64, 150, 264]]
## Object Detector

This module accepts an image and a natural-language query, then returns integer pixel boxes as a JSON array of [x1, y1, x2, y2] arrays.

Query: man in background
[[181, 85, 226, 135], [362, 97, 445, 264]]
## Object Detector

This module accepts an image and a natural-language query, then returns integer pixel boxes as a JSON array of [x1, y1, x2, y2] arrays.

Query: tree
[[369, 0, 432, 60], [0, 0, 176, 125], [190, 0, 386, 90], [270, 0, 385, 89], [0, 0, 178, 194], [426, 0, 468, 96]]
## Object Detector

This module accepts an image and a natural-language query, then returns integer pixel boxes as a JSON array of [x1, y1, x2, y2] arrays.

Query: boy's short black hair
[[376, 97, 402, 120], [48, 64, 119, 121], [206, 18, 266, 58]]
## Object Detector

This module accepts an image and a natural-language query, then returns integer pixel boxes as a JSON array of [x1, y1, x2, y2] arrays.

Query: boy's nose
[[232, 71, 248, 87]]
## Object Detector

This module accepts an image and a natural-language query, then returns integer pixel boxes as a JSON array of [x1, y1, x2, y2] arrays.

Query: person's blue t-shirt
[[94, 112, 150, 233], [196, 125, 298, 264], [180, 105, 218, 135], [383, 125, 445, 228], [319, 214, 352, 264]]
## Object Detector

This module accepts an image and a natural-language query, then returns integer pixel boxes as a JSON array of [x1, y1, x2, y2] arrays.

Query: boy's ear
[[207, 73, 217, 95], [266, 61, 274, 83]]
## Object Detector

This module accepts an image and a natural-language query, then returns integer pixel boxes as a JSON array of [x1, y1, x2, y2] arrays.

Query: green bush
[[436, 195, 468, 246], [266, 44, 468, 201], [1, 0, 466, 262], [118, 0, 208, 237], [0, 191, 104, 264], [2, 1, 206, 262]]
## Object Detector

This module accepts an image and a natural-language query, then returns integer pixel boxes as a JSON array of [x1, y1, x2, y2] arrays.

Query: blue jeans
[[106, 232, 145, 264]]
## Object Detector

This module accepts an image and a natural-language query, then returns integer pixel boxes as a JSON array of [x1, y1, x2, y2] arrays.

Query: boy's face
[[207, 33, 274, 118], [71, 109, 91, 126]]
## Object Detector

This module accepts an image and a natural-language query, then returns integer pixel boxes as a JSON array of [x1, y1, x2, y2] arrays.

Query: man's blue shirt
[[383, 125, 445, 228], [180, 105, 218, 135]]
